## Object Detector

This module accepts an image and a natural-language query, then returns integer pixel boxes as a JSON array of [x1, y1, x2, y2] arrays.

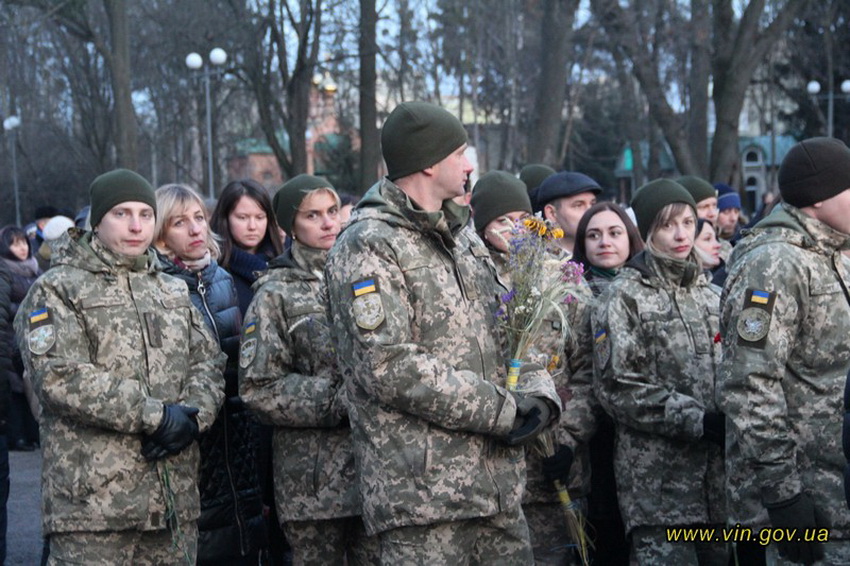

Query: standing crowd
[[0, 101, 848, 566]]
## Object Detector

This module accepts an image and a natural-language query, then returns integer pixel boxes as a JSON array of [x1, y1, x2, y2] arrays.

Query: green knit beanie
[[471, 171, 532, 233], [274, 174, 334, 233], [630, 179, 697, 240], [519, 164, 556, 194], [381, 101, 468, 181], [89, 169, 156, 228], [779, 137, 850, 208], [676, 175, 717, 203]]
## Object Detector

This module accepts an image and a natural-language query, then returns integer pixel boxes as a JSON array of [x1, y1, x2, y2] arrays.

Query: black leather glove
[[702, 412, 726, 448], [542, 444, 573, 486], [505, 395, 551, 446], [765, 493, 825, 565], [141, 405, 200, 461]]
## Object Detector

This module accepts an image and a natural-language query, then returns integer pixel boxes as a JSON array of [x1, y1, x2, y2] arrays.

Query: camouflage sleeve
[[718, 247, 805, 505], [179, 297, 226, 433], [239, 282, 343, 428], [556, 298, 598, 449], [326, 234, 517, 437], [15, 277, 165, 434], [592, 285, 705, 441]]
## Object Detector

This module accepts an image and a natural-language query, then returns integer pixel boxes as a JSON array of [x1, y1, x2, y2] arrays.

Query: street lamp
[[186, 47, 227, 198], [3, 115, 21, 227], [806, 79, 850, 138]]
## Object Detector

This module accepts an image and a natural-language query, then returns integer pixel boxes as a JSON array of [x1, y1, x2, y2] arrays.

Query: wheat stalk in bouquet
[[495, 217, 592, 565]]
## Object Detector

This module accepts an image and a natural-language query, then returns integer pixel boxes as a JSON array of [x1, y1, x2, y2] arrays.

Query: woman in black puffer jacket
[[0, 226, 41, 451], [154, 185, 267, 565]]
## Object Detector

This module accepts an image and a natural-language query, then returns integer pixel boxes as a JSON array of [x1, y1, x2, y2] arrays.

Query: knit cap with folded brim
[[273, 174, 335, 234], [519, 164, 556, 195], [470, 171, 532, 233], [89, 169, 157, 228], [779, 137, 850, 208], [714, 183, 742, 211], [381, 101, 468, 181], [631, 179, 698, 241], [676, 175, 717, 204]]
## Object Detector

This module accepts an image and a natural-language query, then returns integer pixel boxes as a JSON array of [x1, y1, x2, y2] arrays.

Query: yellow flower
[[551, 228, 564, 239], [523, 217, 548, 237]]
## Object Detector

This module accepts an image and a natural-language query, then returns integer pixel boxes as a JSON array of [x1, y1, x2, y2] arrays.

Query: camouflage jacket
[[491, 250, 596, 502], [592, 250, 724, 533], [14, 230, 225, 535], [718, 204, 850, 537], [325, 179, 561, 535], [239, 242, 359, 522]]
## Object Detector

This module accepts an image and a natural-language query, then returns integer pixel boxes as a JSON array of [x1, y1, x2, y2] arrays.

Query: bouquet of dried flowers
[[495, 217, 592, 565]]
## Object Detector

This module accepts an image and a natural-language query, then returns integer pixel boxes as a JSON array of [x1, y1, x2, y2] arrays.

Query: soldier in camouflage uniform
[[240, 175, 379, 565], [14, 169, 226, 565], [592, 179, 727, 565], [325, 102, 562, 564], [471, 170, 596, 565], [719, 137, 850, 565]]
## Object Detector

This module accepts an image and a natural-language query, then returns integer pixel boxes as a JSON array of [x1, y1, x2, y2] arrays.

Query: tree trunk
[[688, 0, 710, 176], [359, 0, 379, 191], [104, 0, 137, 170], [526, 0, 579, 166]]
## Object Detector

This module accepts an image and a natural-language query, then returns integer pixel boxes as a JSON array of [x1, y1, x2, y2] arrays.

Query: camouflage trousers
[[283, 515, 380, 566], [524, 499, 587, 565], [631, 525, 728, 566], [767, 539, 850, 566], [378, 504, 533, 565], [47, 523, 198, 566]]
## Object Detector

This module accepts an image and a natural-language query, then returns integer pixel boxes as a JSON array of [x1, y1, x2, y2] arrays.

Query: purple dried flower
[[501, 288, 517, 303], [563, 294, 577, 304], [561, 261, 585, 284]]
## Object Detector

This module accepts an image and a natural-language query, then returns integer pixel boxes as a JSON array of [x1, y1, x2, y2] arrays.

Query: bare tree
[[359, 0, 379, 189]]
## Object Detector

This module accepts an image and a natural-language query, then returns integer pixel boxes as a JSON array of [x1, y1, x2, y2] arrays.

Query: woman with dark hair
[[693, 218, 728, 288], [592, 180, 726, 565], [0, 226, 41, 451], [573, 202, 643, 295], [210, 180, 283, 314], [572, 202, 643, 566]]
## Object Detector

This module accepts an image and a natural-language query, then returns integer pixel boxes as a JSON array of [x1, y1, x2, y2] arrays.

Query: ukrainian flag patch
[[29, 308, 49, 324], [244, 321, 257, 335], [594, 328, 610, 368], [750, 290, 770, 305], [352, 278, 377, 297]]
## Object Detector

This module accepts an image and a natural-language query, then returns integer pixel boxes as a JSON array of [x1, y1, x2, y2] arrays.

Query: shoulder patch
[[244, 321, 257, 336], [594, 328, 610, 368], [736, 288, 776, 348], [352, 278, 377, 297], [240, 338, 258, 368], [352, 293, 385, 331], [27, 307, 55, 355]]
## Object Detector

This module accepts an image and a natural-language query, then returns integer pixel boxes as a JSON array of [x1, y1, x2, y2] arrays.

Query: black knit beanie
[[89, 169, 156, 228], [274, 174, 334, 234], [381, 102, 468, 181], [470, 171, 532, 233], [676, 175, 717, 203], [519, 164, 556, 194], [631, 179, 697, 241], [779, 137, 850, 208]]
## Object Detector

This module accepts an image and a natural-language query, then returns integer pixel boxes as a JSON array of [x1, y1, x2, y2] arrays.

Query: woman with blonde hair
[[592, 179, 726, 565], [154, 183, 267, 565]]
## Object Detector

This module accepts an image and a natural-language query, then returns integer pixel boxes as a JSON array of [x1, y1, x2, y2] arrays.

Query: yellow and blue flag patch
[[29, 308, 49, 324], [352, 279, 377, 297], [750, 290, 770, 305], [244, 321, 257, 335]]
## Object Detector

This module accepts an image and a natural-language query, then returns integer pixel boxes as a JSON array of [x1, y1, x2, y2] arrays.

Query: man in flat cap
[[719, 137, 850, 565], [534, 171, 602, 256], [325, 102, 561, 564]]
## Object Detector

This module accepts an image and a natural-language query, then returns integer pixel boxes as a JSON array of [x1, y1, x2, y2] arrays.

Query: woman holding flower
[[591, 180, 726, 565], [472, 170, 596, 565]]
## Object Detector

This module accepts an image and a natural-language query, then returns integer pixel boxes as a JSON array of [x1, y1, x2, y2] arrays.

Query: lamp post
[[3, 115, 21, 227], [186, 48, 227, 198], [806, 79, 850, 138]]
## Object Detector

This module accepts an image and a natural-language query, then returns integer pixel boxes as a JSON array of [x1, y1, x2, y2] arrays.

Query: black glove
[[141, 405, 200, 461], [505, 395, 551, 446], [702, 412, 726, 448], [542, 444, 573, 486], [766, 493, 825, 565]]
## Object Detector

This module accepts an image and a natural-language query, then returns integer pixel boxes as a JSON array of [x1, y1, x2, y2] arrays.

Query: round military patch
[[239, 338, 258, 368], [736, 307, 771, 342], [28, 324, 55, 355], [352, 293, 385, 330]]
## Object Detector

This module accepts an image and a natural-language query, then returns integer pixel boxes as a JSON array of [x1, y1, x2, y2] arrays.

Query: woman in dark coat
[[0, 226, 41, 451], [154, 184, 267, 565]]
